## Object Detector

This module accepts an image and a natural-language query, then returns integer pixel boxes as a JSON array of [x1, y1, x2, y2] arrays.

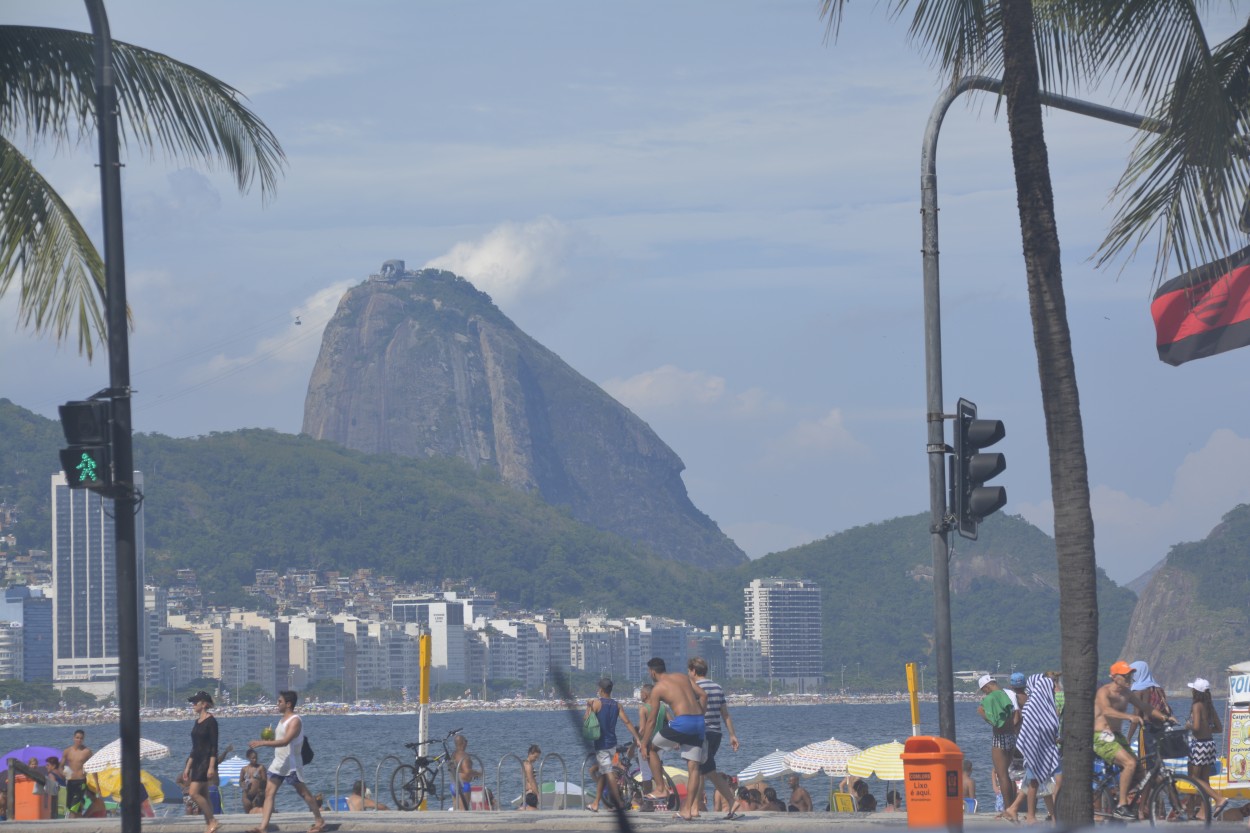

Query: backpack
[[582, 709, 601, 742], [301, 736, 314, 765]]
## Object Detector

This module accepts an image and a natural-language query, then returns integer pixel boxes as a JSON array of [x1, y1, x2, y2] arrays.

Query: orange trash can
[[12, 774, 51, 820], [902, 735, 963, 829]]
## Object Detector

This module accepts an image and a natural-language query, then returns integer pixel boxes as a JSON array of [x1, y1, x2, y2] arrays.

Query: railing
[[580, 751, 597, 808], [538, 752, 569, 810], [496, 753, 523, 812], [372, 754, 407, 810], [332, 755, 365, 812]]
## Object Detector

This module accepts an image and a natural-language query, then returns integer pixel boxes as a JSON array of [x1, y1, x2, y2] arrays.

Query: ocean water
[[2, 700, 1000, 813]]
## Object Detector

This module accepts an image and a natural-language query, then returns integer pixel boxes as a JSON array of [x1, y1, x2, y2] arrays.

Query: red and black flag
[[1152, 244, 1250, 366]]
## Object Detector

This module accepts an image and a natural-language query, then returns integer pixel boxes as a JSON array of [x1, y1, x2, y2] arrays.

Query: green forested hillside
[[0, 398, 1138, 686]]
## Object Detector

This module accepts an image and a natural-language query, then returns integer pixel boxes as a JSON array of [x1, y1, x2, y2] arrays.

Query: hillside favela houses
[[0, 481, 823, 704]]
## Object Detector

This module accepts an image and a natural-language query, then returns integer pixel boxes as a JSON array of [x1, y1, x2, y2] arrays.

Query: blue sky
[[6, 1, 1250, 584]]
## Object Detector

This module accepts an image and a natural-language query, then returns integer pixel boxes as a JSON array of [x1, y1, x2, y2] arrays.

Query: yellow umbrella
[[846, 741, 905, 781], [1175, 774, 1250, 801], [88, 767, 165, 804], [662, 765, 689, 786]]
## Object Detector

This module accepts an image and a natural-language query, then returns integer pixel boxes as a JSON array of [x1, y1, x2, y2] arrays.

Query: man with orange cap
[[1095, 660, 1177, 820]]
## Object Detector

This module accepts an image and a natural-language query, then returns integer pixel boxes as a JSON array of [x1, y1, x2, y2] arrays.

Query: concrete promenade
[[0, 809, 1005, 833]]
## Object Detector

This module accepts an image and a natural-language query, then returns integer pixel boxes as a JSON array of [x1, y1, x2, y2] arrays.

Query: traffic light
[[58, 399, 113, 492], [951, 397, 1006, 540]]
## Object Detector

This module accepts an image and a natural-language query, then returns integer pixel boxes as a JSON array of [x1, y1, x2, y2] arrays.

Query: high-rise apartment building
[[744, 577, 822, 691], [51, 471, 145, 681]]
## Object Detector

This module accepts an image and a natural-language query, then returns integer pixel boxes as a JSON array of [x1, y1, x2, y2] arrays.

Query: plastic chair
[[964, 797, 978, 814], [832, 792, 857, 812]]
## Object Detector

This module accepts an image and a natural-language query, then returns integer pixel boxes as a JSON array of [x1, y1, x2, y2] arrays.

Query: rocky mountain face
[[302, 263, 747, 569], [1119, 504, 1250, 692]]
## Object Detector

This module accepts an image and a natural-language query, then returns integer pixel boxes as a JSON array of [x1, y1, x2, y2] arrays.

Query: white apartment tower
[[744, 577, 822, 692], [51, 471, 145, 681]]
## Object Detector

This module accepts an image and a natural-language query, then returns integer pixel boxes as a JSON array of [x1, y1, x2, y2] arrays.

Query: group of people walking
[[977, 659, 1226, 824]]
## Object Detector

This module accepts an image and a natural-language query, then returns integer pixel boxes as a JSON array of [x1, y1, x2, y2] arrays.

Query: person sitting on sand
[[347, 780, 388, 811], [852, 778, 877, 812]]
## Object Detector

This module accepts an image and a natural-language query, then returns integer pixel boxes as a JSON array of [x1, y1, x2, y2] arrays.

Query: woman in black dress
[[182, 690, 220, 833]]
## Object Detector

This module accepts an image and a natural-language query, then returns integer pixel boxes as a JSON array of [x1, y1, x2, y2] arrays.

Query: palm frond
[[1097, 19, 1250, 282], [0, 136, 105, 357], [0, 25, 285, 201]]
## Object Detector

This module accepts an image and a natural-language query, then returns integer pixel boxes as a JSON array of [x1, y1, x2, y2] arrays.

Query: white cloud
[[764, 408, 866, 462], [1016, 429, 1250, 584], [602, 365, 726, 411], [424, 217, 574, 305]]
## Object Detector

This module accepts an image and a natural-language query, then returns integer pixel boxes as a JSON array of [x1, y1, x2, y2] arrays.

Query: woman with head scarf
[[1130, 660, 1172, 759], [1016, 672, 1062, 823]]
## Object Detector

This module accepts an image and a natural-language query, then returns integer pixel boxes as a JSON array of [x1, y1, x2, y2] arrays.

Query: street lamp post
[[83, 3, 141, 831], [920, 75, 1157, 741]]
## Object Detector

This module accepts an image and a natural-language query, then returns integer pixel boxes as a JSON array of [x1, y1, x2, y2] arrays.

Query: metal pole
[[83, 3, 140, 832], [920, 76, 1156, 741]]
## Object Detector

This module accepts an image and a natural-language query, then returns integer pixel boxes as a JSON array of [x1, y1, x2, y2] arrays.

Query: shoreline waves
[[0, 691, 981, 728]]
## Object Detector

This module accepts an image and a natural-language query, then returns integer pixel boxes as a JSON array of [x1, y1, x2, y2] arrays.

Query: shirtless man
[[638, 656, 706, 820], [1095, 660, 1176, 820], [521, 745, 540, 810], [451, 734, 480, 810], [63, 729, 92, 819], [787, 774, 813, 812]]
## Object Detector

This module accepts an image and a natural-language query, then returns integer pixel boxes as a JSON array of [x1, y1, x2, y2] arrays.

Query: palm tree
[[820, 1, 1250, 824], [0, 25, 284, 358]]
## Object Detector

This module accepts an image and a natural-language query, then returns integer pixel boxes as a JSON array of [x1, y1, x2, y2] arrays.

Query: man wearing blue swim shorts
[[640, 657, 707, 821]]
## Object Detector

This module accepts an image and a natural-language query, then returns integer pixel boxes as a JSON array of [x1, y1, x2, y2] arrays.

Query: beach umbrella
[[88, 767, 165, 804], [662, 765, 689, 786], [736, 749, 794, 781], [217, 754, 248, 786], [784, 737, 863, 777], [0, 744, 61, 768], [84, 737, 170, 773], [846, 741, 905, 781], [156, 775, 184, 804]]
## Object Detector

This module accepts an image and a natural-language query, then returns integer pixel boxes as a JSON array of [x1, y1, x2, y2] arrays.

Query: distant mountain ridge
[[0, 398, 1145, 684], [302, 265, 745, 569], [1119, 503, 1250, 690]]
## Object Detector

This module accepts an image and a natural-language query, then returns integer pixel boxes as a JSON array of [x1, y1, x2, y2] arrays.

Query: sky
[[5, 1, 1250, 585]]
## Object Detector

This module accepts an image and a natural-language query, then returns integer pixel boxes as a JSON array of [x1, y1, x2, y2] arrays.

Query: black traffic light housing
[[58, 399, 113, 492], [951, 397, 1006, 539]]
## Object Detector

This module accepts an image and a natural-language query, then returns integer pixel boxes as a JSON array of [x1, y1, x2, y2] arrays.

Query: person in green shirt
[[977, 675, 1018, 812]]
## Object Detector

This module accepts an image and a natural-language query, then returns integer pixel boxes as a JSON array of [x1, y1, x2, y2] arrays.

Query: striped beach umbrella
[[736, 749, 794, 781], [85, 737, 170, 773], [217, 754, 248, 786], [784, 737, 863, 777], [846, 740, 905, 781]]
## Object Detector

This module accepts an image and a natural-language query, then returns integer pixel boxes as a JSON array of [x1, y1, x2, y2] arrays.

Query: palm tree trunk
[[999, 1, 1099, 825]]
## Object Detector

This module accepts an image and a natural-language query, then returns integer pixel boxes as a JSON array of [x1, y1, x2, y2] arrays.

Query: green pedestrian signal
[[58, 400, 113, 492]]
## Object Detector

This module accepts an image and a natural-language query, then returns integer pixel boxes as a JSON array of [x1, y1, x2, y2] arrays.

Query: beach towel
[[1017, 673, 1059, 781]]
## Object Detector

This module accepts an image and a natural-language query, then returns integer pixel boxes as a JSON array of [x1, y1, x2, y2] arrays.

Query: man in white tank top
[[247, 690, 325, 833]]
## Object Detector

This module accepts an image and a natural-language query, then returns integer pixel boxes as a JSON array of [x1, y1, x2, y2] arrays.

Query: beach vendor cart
[[1224, 663, 1250, 787]]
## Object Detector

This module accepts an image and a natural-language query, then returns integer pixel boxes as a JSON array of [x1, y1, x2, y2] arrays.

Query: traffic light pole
[[85, 4, 141, 833], [920, 76, 1155, 741]]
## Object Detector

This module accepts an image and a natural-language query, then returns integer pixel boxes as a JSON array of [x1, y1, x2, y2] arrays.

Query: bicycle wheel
[[1147, 775, 1211, 826], [390, 764, 424, 811]]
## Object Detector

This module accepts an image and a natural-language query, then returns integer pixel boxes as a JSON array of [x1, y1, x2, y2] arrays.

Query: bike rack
[[537, 752, 569, 810], [373, 754, 404, 812], [332, 756, 364, 813], [580, 752, 597, 808], [496, 753, 523, 812]]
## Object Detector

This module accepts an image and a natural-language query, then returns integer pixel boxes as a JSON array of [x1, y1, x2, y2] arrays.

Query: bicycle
[[609, 742, 678, 811], [1091, 730, 1212, 826], [390, 728, 462, 811]]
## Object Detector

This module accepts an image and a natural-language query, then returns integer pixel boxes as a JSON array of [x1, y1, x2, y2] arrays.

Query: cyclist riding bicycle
[[1095, 660, 1179, 820]]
